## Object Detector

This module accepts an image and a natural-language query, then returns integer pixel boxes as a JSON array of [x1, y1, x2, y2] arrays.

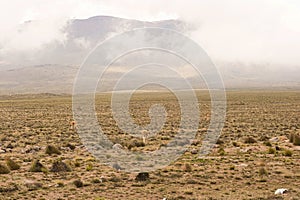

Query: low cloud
[[0, 0, 300, 68]]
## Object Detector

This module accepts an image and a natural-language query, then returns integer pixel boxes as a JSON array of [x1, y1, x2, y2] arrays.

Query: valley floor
[[0, 90, 299, 199]]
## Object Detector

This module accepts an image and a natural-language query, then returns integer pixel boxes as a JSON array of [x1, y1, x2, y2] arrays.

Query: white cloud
[[0, 0, 300, 67]]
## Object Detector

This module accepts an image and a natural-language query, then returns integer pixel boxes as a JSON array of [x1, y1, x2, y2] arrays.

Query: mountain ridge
[[0, 16, 299, 94]]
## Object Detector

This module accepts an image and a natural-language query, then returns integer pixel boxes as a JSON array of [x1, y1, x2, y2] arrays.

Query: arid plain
[[0, 90, 299, 200]]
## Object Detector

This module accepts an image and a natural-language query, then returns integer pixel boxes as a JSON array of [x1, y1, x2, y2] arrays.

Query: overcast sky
[[0, 0, 300, 68]]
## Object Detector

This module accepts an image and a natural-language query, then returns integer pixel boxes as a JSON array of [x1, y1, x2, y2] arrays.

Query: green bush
[[86, 163, 93, 171]]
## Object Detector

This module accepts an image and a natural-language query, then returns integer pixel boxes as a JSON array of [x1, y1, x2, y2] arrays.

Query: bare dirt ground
[[0, 90, 299, 200]]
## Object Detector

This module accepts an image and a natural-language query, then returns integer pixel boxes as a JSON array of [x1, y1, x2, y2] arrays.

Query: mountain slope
[[0, 16, 299, 94]]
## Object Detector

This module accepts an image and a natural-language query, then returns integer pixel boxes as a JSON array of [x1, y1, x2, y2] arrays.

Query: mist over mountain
[[0, 16, 189, 68], [0, 16, 299, 94]]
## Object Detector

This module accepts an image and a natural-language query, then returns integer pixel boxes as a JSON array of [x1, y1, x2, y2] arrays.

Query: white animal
[[274, 188, 288, 195]]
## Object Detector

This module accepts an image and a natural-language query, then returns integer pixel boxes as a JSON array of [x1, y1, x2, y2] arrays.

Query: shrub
[[275, 146, 281, 151], [135, 172, 150, 181], [50, 160, 72, 172], [0, 163, 10, 174], [66, 143, 76, 150], [86, 163, 93, 171], [56, 182, 64, 187], [45, 145, 61, 155], [5, 157, 20, 170], [74, 159, 80, 167], [258, 167, 268, 176], [289, 133, 295, 143], [95, 197, 106, 200], [260, 135, 269, 141], [264, 141, 272, 147], [293, 134, 300, 146], [283, 149, 293, 157], [218, 147, 226, 156], [216, 138, 224, 144], [91, 179, 101, 184], [244, 137, 257, 144], [289, 133, 300, 145], [184, 163, 192, 172], [73, 179, 83, 188], [29, 160, 47, 173], [268, 148, 276, 154], [232, 141, 239, 147], [127, 139, 145, 150]]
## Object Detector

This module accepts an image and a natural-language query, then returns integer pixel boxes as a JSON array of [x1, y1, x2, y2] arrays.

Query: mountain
[[0, 16, 299, 94], [0, 16, 189, 68], [66, 16, 188, 45], [0, 16, 192, 94]]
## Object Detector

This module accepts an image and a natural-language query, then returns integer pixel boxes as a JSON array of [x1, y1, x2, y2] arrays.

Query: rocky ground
[[0, 91, 299, 200]]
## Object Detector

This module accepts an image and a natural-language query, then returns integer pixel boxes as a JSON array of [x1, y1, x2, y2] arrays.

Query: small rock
[[22, 146, 41, 154], [190, 149, 198, 154], [113, 143, 124, 152], [135, 172, 150, 181], [32, 146, 41, 151], [269, 137, 279, 142], [238, 163, 248, 167], [274, 188, 288, 195], [112, 163, 123, 171]]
